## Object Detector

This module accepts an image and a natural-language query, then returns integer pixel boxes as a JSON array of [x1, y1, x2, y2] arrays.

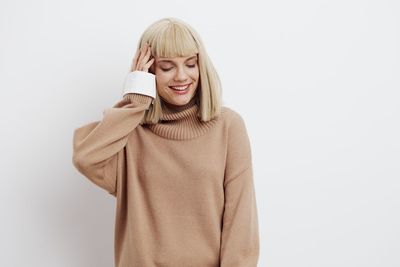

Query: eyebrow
[[157, 55, 198, 63]]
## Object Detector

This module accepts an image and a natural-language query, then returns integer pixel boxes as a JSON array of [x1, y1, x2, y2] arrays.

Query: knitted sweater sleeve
[[220, 111, 260, 266], [72, 93, 153, 196]]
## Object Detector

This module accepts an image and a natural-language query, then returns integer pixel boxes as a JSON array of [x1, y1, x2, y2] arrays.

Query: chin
[[175, 98, 192, 105]]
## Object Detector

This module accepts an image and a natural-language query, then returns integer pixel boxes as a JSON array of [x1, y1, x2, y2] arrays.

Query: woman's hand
[[130, 42, 155, 72]]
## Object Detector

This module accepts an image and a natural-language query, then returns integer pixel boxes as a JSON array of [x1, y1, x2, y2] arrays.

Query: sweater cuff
[[123, 93, 153, 106], [122, 71, 156, 98]]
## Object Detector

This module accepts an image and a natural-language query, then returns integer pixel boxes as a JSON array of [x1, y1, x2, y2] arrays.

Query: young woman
[[72, 17, 259, 267]]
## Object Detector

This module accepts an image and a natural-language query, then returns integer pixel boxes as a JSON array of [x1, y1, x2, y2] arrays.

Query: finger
[[132, 48, 141, 70], [132, 43, 145, 70], [135, 44, 147, 70], [138, 46, 152, 71], [143, 57, 155, 72], [142, 47, 152, 65]]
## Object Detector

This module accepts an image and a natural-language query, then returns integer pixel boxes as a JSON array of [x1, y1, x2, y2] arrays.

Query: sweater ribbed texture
[[148, 104, 223, 140], [72, 93, 259, 267]]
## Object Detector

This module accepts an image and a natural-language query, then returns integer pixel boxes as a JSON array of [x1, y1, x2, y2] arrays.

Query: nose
[[173, 66, 188, 82]]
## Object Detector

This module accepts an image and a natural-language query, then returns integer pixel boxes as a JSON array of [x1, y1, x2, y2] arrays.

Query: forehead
[[156, 54, 197, 63]]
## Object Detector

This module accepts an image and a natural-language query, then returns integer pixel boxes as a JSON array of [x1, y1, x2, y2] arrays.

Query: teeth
[[170, 84, 190, 90]]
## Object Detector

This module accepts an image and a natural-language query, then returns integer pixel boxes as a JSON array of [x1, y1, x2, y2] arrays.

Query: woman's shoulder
[[221, 106, 247, 130], [220, 106, 252, 153]]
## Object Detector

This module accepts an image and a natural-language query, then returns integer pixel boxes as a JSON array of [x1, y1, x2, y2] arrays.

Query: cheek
[[189, 68, 200, 80], [155, 72, 170, 86]]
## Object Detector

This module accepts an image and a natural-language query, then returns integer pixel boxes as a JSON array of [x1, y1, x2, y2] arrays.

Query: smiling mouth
[[169, 83, 191, 91]]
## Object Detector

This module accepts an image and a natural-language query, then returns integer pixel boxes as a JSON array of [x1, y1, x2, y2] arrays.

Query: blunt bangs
[[147, 22, 199, 58]]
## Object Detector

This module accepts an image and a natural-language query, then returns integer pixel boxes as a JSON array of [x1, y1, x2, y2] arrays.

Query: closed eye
[[161, 67, 173, 72]]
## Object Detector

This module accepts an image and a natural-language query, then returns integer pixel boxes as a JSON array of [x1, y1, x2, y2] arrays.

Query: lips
[[169, 83, 191, 91]]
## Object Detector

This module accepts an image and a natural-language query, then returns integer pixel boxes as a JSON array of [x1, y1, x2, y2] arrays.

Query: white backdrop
[[1, 0, 399, 266]]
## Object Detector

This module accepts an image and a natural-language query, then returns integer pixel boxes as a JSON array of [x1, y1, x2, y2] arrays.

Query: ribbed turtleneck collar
[[146, 98, 224, 140], [160, 96, 197, 117]]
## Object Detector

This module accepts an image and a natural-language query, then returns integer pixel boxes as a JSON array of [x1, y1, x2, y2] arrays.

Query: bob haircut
[[132, 17, 223, 124]]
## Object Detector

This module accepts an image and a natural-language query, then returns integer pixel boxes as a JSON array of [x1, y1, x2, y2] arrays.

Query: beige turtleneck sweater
[[72, 92, 259, 266]]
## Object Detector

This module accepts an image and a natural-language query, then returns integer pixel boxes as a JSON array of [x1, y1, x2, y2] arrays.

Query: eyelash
[[161, 64, 196, 72]]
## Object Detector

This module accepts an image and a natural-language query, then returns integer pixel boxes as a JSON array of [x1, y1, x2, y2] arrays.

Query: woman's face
[[150, 54, 199, 106]]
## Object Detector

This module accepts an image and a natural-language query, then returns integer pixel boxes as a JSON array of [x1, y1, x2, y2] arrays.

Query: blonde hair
[[133, 17, 223, 124]]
